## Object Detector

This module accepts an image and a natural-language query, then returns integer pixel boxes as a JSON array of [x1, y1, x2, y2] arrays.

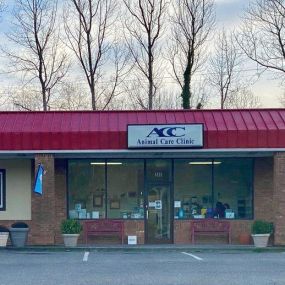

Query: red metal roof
[[0, 109, 285, 151]]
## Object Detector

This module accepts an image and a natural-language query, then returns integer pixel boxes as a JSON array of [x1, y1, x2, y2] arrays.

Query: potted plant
[[9, 222, 29, 247], [251, 220, 273, 248], [61, 219, 82, 247], [0, 226, 9, 247]]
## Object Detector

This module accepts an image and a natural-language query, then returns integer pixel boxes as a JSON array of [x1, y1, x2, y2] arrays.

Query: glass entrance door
[[145, 159, 172, 244], [146, 184, 171, 243]]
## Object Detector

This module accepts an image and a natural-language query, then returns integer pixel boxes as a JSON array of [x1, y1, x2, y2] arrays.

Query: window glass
[[107, 160, 144, 219], [68, 160, 106, 219], [213, 158, 253, 219], [0, 169, 5, 211], [146, 159, 172, 184], [174, 159, 212, 219]]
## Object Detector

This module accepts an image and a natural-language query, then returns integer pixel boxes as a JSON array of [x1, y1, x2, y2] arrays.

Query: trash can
[[9, 222, 29, 247], [0, 226, 9, 247]]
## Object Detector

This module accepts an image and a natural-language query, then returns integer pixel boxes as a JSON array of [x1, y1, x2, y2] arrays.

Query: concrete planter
[[0, 232, 9, 247], [9, 228, 29, 247], [251, 234, 270, 248], [62, 234, 80, 247]]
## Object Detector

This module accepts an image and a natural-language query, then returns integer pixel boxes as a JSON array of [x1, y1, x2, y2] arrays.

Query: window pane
[[107, 160, 144, 219], [174, 159, 212, 219], [146, 159, 172, 184], [68, 160, 106, 219], [0, 171, 4, 210], [213, 158, 253, 219]]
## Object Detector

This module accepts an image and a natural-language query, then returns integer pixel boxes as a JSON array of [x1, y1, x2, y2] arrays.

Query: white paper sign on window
[[155, 200, 162, 210], [174, 201, 181, 208]]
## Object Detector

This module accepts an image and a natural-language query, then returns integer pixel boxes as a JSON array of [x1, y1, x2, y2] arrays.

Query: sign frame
[[127, 123, 204, 149]]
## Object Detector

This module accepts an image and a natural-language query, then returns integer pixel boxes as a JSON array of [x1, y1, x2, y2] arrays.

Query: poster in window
[[110, 199, 120, 209], [93, 194, 103, 207]]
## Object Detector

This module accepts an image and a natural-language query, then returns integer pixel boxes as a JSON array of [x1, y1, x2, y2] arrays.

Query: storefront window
[[68, 159, 144, 220], [174, 159, 212, 219], [0, 169, 6, 211], [213, 158, 253, 219], [68, 157, 254, 221], [68, 160, 106, 219], [174, 158, 254, 220], [146, 159, 172, 184], [107, 160, 144, 219]]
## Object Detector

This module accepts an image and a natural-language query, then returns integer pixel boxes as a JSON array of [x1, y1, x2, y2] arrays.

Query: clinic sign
[[128, 124, 203, 148]]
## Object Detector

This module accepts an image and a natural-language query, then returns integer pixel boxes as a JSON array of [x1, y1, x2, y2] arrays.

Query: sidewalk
[[2, 243, 285, 253]]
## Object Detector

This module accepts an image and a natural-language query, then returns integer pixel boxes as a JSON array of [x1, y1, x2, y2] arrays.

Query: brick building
[[0, 109, 284, 245]]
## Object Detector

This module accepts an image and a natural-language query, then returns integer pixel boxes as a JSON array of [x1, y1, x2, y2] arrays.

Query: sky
[[215, 0, 282, 108], [0, 0, 283, 109]]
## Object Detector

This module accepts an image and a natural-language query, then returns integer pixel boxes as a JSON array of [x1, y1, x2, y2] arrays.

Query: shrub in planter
[[61, 219, 82, 247], [9, 222, 29, 247], [0, 226, 10, 247], [251, 220, 273, 248], [252, 220, 273, 234]]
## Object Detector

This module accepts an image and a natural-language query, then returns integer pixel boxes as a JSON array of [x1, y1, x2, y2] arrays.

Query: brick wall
[[254, 157, 274, 221], [174, 220, 253, 244], [76, 220, 144, 245], [2, 155, 280, 246], [124, 220, 145, 244], [273, 153, 285, 245], [54, 159, 68, 244], [173, 157, 275, 245], [29, 155, 56, 245], [53, 159, 145, 245]]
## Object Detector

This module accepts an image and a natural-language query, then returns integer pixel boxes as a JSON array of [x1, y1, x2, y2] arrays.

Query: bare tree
[[0, 1, 4, 14], [64, 0, 129, 110], [6, 82, 92, 111], [168, 0, 215, 109], [225, 89, 261, 109], [7, 87, 43, 111], [123, 0, 168, 110], [208, 29, 244, 109], [0, 89, 10, 111], [237, 0, 285, 77], [52, 82, 90, 110], [3, 0, 69, 111], [278, 91, 285, 107]]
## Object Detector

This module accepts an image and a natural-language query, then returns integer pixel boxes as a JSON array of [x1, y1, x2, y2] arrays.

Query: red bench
[[84, 220, 124, 244], [191, 219, 231, 244]]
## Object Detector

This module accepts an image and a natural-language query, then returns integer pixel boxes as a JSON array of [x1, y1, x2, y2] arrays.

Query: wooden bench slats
[[191, 219, 231, 244], [84, 220, 124, 244]]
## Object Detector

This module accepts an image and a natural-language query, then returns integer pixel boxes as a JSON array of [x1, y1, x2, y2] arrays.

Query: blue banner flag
[[34, 164, 44, 195]]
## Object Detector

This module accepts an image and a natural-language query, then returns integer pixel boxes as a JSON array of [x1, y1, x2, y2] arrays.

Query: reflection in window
[[68, 159, 144, 219], [174, 158, 254, 220], [174, 160, 212, 219], [107, 160, 144, 219], [214, 158, 253, 219], [146, 159, 172, 184], [68, 160, 106, 219], [0, 169, 6, 211]]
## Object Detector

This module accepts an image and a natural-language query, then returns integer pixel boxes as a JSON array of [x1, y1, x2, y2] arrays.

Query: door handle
[[146, 210, 149, 220]]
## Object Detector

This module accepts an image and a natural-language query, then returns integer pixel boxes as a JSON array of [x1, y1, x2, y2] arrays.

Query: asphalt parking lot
[[0, 250, 285, 285]]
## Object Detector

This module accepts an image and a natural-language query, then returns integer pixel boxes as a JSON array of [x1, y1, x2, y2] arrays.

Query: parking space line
[[83, 251, 89, 262], [181, 252, 203, 261]]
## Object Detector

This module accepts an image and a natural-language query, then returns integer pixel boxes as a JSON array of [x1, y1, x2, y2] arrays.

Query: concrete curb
[[1, 244, 285, 253]]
